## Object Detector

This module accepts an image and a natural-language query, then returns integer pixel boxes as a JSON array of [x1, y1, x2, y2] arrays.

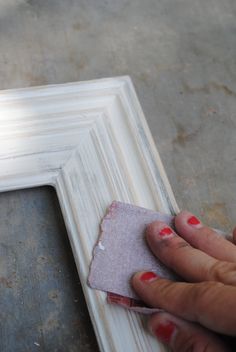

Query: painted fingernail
[[140, 271, 158, 282], [154, 322, 176, 343], [187, 215, 201, 227], [159, 227, 173, 236]]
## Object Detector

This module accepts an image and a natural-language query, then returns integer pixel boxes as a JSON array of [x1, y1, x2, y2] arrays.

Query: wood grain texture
[[0, 77, 178, 351]]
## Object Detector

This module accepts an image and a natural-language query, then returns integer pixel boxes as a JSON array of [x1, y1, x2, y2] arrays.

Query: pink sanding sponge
[[88, 201, 178, 300]]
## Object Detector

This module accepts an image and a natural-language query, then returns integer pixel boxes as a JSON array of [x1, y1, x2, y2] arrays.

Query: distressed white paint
[[0, 77, 179, 352]]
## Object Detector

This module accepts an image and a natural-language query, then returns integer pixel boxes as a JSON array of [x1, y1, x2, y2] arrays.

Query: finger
[[148, 312, 230, 352], [145, 221, 236, 285], [132, 272, 236, 335], [175, 211, 236, 263]]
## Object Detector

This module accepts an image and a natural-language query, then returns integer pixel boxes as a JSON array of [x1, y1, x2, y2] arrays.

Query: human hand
[[132, 211, 236, 351]]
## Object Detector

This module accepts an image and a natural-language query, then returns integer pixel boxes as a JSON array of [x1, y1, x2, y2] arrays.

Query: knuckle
[[192, 282, 224, 319], [167, 235, 190, 249], [174, 240, 191, 250], [175, 332, 195, 352], [148, 279, 175, 306], [163, 239, 191, 264], [198, 227, 225, 247], [208, 261, 236, 284], [158, 235, 190, 251], [154, 279, 173, 295], [174, 332, 212, 352], [200, 226, 221, 240], [151, 280, 180, 304], [156, 237, 191, 268]]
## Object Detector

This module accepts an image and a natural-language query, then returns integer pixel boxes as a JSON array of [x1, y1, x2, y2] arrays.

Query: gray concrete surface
[[0, 0, 236, 350], [0, 187, 98, 352]]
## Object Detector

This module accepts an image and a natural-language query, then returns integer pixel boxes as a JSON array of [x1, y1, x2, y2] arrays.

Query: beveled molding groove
[[0, 77, 178, 352]]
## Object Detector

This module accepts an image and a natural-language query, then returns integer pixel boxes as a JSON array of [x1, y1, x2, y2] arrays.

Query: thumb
[[148, 312, 230, 352]]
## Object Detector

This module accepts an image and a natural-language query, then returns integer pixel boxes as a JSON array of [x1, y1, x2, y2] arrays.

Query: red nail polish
[[140, 271, 158, 282], [187, 216, 201, 226], [159, 227, 173, 236], [155, 322, 176, 343]]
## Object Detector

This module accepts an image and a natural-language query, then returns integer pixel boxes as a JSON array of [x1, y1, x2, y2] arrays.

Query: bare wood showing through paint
[[0, 77, 179, 352]]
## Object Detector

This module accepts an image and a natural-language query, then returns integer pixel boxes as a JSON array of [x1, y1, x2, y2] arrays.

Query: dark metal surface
[[0, 187, 99, 352]]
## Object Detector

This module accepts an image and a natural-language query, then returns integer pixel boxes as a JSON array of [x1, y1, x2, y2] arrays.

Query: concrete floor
[[0, 0, 236, 350], [0, 188, 99, 352]]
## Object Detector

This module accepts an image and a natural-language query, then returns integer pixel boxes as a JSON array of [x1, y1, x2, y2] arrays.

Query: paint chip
[[98, 241, 105, 250]]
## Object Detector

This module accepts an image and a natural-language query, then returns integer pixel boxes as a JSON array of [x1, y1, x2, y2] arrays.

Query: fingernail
[[159, 227, 173, 237], [187, 215, 201, 227], [139, 271, 158, 282], [154, 321, 176, 343]]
